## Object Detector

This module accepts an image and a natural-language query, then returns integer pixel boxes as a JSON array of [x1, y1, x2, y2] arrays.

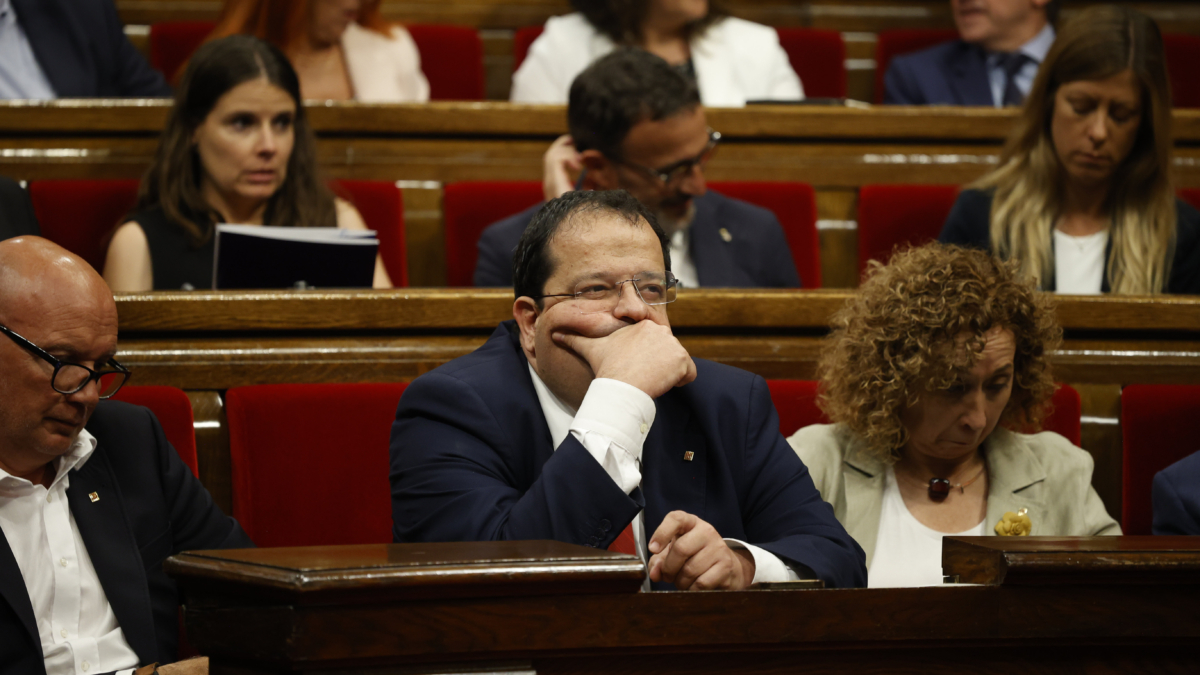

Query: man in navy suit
[[474, 49, 801, 289], [0, 0, 171, 99], [0, 237, 250, 674], [392, 190, 866, 590], [883, 0, 1056, 106], [1153, 451, 1200, 535]]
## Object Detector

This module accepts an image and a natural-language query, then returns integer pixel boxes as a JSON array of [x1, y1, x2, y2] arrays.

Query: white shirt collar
[[528, 363, 577, 450], [0, 429, 97, 492]]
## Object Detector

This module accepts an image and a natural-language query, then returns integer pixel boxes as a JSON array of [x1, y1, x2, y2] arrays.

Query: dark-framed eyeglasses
[[0, 324, 130, 399], [534, 272, 679, 315], [617, 128, 721, 188]]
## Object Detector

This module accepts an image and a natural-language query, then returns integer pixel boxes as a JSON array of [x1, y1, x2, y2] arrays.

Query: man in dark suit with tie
[[883, 0, 1057, 106], [1153, 451, 1200, 535], [0, 237, 251, 674], [0, 0, 171, 99], [392, 190, 865, 590], [474, 48, 801, 289]]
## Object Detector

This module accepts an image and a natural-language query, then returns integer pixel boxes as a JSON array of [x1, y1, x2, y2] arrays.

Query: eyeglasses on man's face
[[535, 272, 679, 315], [0, 325, 129, 399], [618, 128, 721, 188]]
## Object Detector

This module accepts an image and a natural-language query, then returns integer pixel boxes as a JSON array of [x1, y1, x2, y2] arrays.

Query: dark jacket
[[13, 0, 171, 97], [1153, 450, 1200, 536], [473, 190, 802, 288], [0, 176, 38, 241], [389, 321, 867, 589], [0, 402, 253, 673], [884, 40, 993, 106], [938, 188, 1200, 294]]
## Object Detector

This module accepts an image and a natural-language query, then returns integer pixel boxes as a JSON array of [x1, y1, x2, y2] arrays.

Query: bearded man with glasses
[[474, 48, 802, 289], [392, 191, 865, 591], [0, 237, 251, 675]]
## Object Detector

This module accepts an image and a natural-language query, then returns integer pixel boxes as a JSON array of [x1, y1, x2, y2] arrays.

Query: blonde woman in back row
[[939, 5, 1200, 294]]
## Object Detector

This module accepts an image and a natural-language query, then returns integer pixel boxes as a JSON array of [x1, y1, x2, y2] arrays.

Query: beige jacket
[[787, 424, 1121, 566], [342, 23, 429, 103]]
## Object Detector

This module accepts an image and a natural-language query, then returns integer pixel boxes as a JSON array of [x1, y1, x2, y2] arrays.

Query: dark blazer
[[389, 321, 867, 589], [0, 176, 38, 241], [884, 40, 994, 106], [0, 402, 253, 674], [473, 190, 803, 288], [1153, 450, 1200, 536], [12, 0, 171, 98], [939, 188, 1200, 294]]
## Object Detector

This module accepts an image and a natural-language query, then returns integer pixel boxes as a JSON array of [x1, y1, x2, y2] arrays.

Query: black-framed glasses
[[534, 272, 679, 315], [0, 324, 130, 399], [617, 128, 721, 187]]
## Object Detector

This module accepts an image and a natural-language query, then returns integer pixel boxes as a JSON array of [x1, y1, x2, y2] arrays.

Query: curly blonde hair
[[818, 243, 1062, 463]]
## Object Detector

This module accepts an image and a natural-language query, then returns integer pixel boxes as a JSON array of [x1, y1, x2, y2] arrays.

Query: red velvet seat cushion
[[149, 21, 215, 82], [776, 28, 846, 99], [111, 386, 198, 477], [1164, 34, 1200, 109], [1179, 188, 1200, 211], [28, 179, 141, 274], [226, 383, 408, 547], [330, 179, 407, 286], [407, 24, 484, 100], [857, 184, 959, 278], [443, 181, 545, 286], [1121, 384, 1200, 535], [873, 29, 959, 103], [513, 26, 544, 71]]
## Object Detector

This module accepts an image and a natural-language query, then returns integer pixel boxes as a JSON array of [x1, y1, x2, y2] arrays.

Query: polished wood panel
[[167, 539, 1200, 674], [942, 536, 1200, 585]]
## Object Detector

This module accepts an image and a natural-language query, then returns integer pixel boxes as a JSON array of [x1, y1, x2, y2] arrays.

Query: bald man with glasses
[[473, 48, 801, 290], [392, 190, 865, 591], [0, 237, 251, 675]]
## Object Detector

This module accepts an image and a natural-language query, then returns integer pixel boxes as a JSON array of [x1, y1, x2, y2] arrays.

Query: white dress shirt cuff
[[570, 378, 656, 494], [724, 539, 802, 583]]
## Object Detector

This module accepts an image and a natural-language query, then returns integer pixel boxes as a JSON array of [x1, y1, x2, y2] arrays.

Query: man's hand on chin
[[552, 320, 696, 400], [646, 511, 756, 590], [137, 657, 209, 675]]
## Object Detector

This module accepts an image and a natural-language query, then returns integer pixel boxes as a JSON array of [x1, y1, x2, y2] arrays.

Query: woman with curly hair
[[788, 243, 1119, 588], [939, 6, 1200, 294], [511, 0, 802, 106]]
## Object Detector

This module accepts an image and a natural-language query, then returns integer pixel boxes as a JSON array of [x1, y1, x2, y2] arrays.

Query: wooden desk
[[166, 537, 1200, 674]]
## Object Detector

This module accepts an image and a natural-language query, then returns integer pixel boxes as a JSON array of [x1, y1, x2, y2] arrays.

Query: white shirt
[[0, 430, 139, 675], [1053, 228, 1109, 295], [529, 365, 799, 586], [867, 467, 985, 588], [0, 0, 57, 100], [669, 229, 699, 290], [985, 23, 1055, 108]]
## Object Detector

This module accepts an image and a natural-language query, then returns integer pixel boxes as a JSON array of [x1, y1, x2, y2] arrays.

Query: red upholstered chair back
[[874, 29, 959, 103], [329, 179, 407, 286], [710, 181, 821, 288], [148, 21, 215, 81], [856, 184, 959, 278], [407, 24, 485, 100], [1041, 384, 1081, 448], [513, 26, 545, 71], [443, 181, 544, 286], [776, 28, 846, 99], [767, 380, 827, 437], [28, 179, 141, 273], [226, 383, 408, 547], [1179, 188, 1200, 211], [1164, 33, 1200, 109], [1120, 384, 1200, 535], [111, 386, 199, 477]]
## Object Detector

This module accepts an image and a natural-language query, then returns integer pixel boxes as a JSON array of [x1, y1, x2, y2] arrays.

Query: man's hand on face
[[552, 320, 696, 400], [139, 657, 208, 675], [542, 134, 583, 201], [647, 511, 756, 590]]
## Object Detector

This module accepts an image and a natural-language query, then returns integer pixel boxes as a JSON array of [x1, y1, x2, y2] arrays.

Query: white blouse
[[1053, 228, 1109, 295], [868, 467, 985, 588]]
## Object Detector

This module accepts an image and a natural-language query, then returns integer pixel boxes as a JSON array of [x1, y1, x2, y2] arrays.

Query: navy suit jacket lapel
[[640, 394, 707, 556], [948, 42, 994, 106], [690, 195, 742, 287], [12, 0, 89, 97], [0, 530, 40, 655], [66, 448, 158, 663]]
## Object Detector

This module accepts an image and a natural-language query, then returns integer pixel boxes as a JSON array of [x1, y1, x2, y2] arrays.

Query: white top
[[528, 366, 798, 585], [0, 430, 139, 675], [342, 22, 430, 103], [867, 467, 985, 589], [669, 229, 699, 289], [511, 13, 803, 107], [1053, 228, 1109, 295]]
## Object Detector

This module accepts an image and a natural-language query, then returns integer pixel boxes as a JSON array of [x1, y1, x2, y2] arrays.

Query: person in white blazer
[[340, 21, 430, 102], [512, 2, 803, 107]]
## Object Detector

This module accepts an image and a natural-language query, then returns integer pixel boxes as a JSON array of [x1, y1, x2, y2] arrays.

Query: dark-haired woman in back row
[[939, 5, 1200, 295], [104, 35, 391, 291]]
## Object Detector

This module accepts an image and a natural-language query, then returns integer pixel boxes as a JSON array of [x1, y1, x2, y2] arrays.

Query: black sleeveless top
[[127, 206, 215, 291]]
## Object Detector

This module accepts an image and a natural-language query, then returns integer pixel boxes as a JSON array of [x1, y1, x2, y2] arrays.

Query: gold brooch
[[994, 508, 1031, 536]]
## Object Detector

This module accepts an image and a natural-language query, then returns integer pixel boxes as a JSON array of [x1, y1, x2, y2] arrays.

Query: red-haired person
[[204, 0, 428, 101]]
